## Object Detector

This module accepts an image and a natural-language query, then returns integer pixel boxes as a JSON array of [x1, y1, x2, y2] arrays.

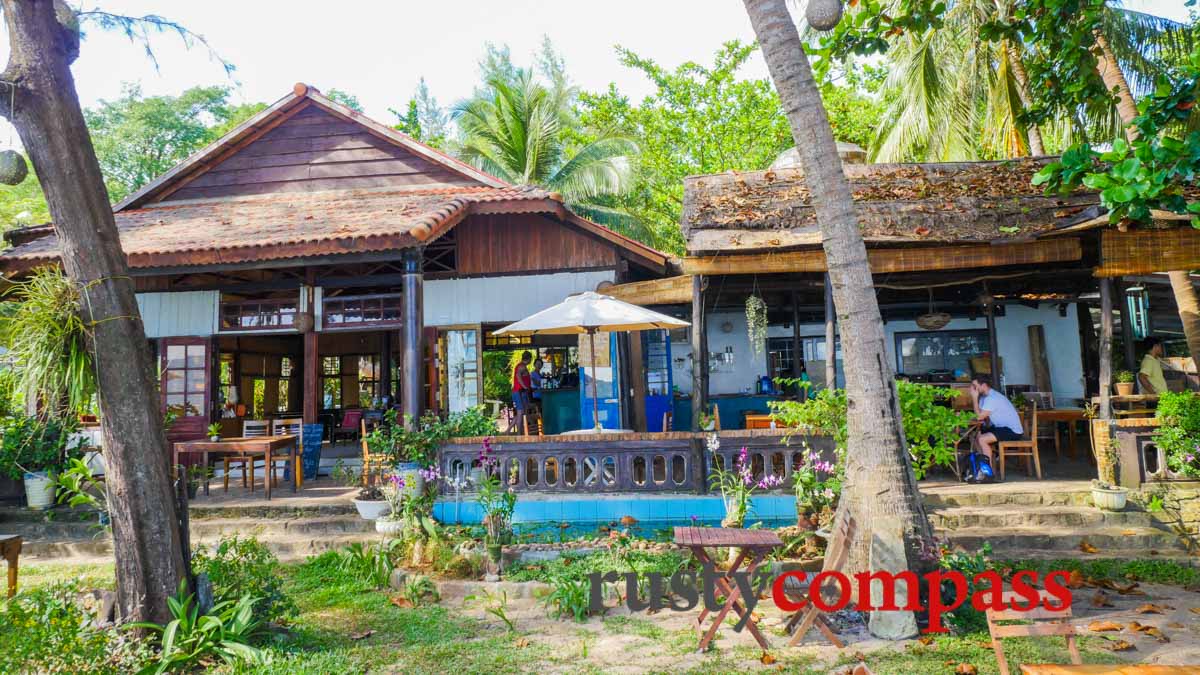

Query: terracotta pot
[[1114, 382, 1135, 396]]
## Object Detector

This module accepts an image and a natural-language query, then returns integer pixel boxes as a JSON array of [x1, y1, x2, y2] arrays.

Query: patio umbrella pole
[[589, 327, 601, 431]]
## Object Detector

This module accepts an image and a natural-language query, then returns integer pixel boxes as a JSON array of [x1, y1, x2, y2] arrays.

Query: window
[[163, 342, 208, 419], [766, 337, 795, 380], [358, 355, 380, 407], [323, 294, 403, 329], [322, 356, 342, 409], [645, 331, 671, 396], [320, 354, 380, 409], [895, 329, 991, 377], [220, 297, 298, 331], [277, 356, 294, 413], [218, 352, 236, 409]]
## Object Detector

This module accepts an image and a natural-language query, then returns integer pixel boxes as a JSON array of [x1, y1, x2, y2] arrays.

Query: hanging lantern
[[0, 150, 28, 186], [806, 0, 844, 31]]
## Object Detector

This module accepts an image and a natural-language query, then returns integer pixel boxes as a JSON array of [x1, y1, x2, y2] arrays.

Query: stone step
[[188, 502, 358, 520], [929, 505, 1151, 530], [940, 525, 1186, 554], [187, 515, 374, 539], [21, 531, 383, 564], [923, 490, 1094, 509]]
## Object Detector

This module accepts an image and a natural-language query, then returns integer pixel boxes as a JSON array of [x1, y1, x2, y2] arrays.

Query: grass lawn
[[6, 557, 1141, 674]]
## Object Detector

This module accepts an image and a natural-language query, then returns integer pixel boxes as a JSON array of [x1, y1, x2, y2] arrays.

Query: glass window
[[322, 294, 403, 329], [219, 298, 298, 331], [766, 337, 794, 380], [895, 330, 990, 377], [322, 356, 340, 376], [644, 331, 671, 396]]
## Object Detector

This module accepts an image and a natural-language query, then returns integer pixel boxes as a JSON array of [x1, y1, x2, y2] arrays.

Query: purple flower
[[419, 466, 443, 482], [690, 515, 699, 524], [1186, 454, 1196, 464], [756, 475, 784, 490], [388, 474, 406, 489]]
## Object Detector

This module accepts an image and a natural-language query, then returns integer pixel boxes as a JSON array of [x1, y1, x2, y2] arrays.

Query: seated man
[[1138, 337, 1169, 395], [968, 374, 1023, 483]]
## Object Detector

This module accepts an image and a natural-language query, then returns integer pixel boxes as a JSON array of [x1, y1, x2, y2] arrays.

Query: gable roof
[[115, 83, 505, 210]]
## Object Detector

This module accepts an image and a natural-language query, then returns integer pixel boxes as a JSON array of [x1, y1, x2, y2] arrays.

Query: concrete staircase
[[924, 487, 1191, 559]]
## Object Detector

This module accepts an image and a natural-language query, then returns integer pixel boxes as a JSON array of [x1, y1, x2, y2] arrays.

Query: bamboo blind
[[1097, 228, 1200, 277]]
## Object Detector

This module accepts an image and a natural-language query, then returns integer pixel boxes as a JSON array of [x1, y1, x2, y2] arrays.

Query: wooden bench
[[1, 535, 21, 597]]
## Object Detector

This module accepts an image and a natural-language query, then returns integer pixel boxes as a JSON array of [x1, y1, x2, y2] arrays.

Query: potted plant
[[476, 438, 516, 576], [0, 416, 84, 510], [206, 423, 222, 442], [1092, 437, 1128, 511], [366, 410, 442, 498], [185, 465, 211, 500], [791, 449, 841, 530], [705, 435, 782, 528], [1114, 371, 1136, 396], [375, 473, 407, 535]]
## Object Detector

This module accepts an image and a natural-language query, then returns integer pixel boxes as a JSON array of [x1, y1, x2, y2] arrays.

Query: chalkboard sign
[[286, 424, 326, 482]]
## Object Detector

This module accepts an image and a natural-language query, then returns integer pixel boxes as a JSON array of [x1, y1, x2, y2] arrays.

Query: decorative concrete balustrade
[[438, 430, 837, 496]]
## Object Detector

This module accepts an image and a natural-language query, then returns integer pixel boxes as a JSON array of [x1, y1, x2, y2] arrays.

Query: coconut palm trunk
[[1005, 41, 1045, 155], [0, 0, 185, 624], [743, 0, 930, 638], [1094, 31, 1200, 366]]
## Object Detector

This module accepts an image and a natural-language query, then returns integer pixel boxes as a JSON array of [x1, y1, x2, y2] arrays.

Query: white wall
[[136, 291, 218, 338], [424, 270, 615, 326], [670, 303, 1085, 401]]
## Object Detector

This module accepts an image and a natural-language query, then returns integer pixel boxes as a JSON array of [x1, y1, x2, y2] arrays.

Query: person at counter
[[1138, 337, 1169, 395], [510, 351, 533, 433]]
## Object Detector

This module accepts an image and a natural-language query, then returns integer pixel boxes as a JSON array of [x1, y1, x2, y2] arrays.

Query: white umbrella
[[494, 291, 689, 431]]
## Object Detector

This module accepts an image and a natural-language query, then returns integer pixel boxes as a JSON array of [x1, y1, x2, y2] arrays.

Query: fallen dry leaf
[[1079, 540, 1100, 554], [1135, 603, 1173, 614], [1091, 592, 1114, 608], [1067, 570, 1087, 589], [1122, 529, 1138, 536], [1189, 607, 1200, 615], [917, 636, 935, 646], [760, 652, 777, 665], [1169, 622, 1185, 629], [955, 665, 978, 675], [515, 637, 530, 648], [1107, 639, 1137, 652], [349, 629, 375, 641], [1129, 622, 1170, 643], [389, 595, 413, 609], [1088, 620, 1124, 632]]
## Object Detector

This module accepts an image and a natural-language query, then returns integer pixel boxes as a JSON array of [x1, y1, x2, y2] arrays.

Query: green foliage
[[1153, 390, 1200, 477], [1, 266, 97, 417], [0, 581, 152, 674], [1115, 369, 1136, 383], [575, 41, 798, 252], [770, 381, 972, 479], [463, 588, 515, 632], [391, 78, 450, 149], [56, 456, 107, 522], [366, 407, 497, 467], [504, 549, 691, 584], [129, 580, 265, 675], [0, 414, 84, 479], [706, 441, 784, 527], [938, 542, 996, 634], [1008, 555, 1200, 587], [85, 84, 265, 201], [190, 536, 297, 624], [335, 540, 403, 589], [542, 575, 592, 622], [324, 89, 363, 112], [1033, 52, 1200, 228], [402, 574, 441, 607], [0, 167, 50, 234], [791, 448, 842, 518]]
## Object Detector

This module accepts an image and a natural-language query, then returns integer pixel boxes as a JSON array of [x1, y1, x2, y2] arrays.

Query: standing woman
[[510, 351, 533, 434]]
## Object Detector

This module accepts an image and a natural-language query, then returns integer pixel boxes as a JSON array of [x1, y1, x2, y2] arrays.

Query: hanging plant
[[0, 150, 28, 186], [0, 267, 97, 417], [746, 294, 767, 357]]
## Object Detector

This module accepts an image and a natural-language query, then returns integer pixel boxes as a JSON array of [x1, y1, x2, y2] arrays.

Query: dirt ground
[[441, 578, 1200, 673]]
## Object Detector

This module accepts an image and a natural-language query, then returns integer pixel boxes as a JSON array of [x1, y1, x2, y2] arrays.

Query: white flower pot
[[394, 464, 425, 498], [24, 471, 56, 510], [354, 499, 390, 520], [375, 518, 405, 535], [1092, 486, 1128, 511]]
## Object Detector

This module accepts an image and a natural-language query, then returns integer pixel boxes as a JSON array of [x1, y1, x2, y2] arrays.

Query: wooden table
[[173, 435, 299, 500], [1038, 408, 1088, 460], [673, 527, 783, 652], [1, 534, 21, 597], [744, 413, 784, 430], [1021, 666, 1200, 674]]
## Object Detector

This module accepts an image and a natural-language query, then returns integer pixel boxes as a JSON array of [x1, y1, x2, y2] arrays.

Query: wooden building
[[0, 84, 667, 444]]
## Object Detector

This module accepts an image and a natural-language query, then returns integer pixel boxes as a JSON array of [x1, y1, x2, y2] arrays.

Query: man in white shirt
[[969, 374, 1023, 483]]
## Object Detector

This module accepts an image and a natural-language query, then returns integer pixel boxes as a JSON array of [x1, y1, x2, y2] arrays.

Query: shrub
[[0, 582, 152, 674], [504, 549, 692, 584], [402, 575, 440, 607], [0, 415, 85, 479], [1154, 391, 1200, 478], [190, 536, 296, 624], [336, 540, 403, 588], [938, 543, 996, 634], [130, 580, 266, 674], [542, 575, 592, 622]]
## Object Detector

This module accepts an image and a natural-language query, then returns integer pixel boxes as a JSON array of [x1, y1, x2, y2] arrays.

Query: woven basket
[[916, 312, 952, 330], [0, 150, 28, 186]]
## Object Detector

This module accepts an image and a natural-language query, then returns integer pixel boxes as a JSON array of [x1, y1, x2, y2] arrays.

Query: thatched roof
[[682, 158, 1106, 255]]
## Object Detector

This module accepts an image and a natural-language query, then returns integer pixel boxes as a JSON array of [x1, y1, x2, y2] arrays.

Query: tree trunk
[[1094, 31, 1200, 366], [1005, 41, 1045, 155], [743, 0, 931, 633], [1, 0, 184, 624]]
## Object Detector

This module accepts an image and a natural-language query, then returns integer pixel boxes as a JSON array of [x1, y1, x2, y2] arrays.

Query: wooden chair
[[272, 417, 302, 437], [332, 410, 363, 444], [360, 418, 390, 486], [1025, 392, 1059, 460], [242, 420, 269, 437], [522, 412, 544, 436], [223, 420, 269, 492], [998, 401, 1042, 480], [786, 512, 857, 647], [986, 590, 1080, 675]]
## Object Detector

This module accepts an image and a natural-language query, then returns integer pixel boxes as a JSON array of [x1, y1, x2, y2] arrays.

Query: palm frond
[[1101, 6, 1195, 96]]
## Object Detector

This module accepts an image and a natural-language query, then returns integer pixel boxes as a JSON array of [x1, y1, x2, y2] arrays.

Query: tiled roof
[[1, 186, 562, 272]]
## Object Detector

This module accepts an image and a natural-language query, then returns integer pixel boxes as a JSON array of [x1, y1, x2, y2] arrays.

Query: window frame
[[893, 328, 992, 376]]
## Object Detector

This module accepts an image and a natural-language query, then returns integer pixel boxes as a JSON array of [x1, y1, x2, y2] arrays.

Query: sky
[[0, 0, 1193, 149]]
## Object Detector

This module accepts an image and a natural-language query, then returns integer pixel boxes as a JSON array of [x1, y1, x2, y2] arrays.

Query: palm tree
[[743, 0, 931, 639], [452, 71, 640, 232], [870, 1, 1193, 162]]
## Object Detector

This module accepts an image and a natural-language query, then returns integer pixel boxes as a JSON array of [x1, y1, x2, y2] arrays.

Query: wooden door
[[160, 337, 212, 443], [440, 325, 483, 415]]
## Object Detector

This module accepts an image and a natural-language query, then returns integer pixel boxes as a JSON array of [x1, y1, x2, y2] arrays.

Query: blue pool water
[[432, 494, 797, 530]]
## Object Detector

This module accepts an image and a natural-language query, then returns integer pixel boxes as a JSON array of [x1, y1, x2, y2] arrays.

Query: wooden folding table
[[1, 534, 21, 597], [173, 435, 299, 500], [673, 527, 782, 652]]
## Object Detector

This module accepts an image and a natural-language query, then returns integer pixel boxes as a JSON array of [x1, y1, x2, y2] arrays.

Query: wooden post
[[380, 331, 392, 405], [984, 291, 1001, 389], [823, 273, 836, 389], [401, 248, 425, 429], [1117, 279, 1138, 371], [791, 291, 804, 398], [302, 330, 318, 425], [1100, 278, 1115, 419], [1028, 325, 1052, 392], [691, 275, 706, 431], [628, 331, 647, 432]]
